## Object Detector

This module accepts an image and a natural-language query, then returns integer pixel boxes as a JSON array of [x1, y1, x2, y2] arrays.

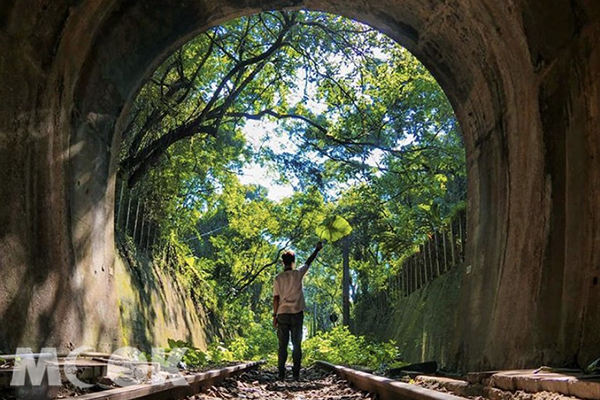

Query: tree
[[120, 11, 384, 187], [116, 10, 466, 344]]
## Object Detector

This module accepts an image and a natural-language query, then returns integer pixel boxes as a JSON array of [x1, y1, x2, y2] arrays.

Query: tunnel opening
[[63, 0, 534, 370], [110, 9, 467, 369]]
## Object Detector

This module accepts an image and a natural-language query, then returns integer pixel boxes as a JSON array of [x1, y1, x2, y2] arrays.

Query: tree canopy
[[117, 10, 465, 348]]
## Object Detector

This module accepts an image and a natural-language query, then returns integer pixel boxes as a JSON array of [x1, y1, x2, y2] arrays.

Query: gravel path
[[188, 366, 374, 400]]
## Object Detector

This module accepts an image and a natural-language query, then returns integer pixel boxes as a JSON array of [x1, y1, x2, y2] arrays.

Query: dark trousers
[[276, 311, 303, 378]]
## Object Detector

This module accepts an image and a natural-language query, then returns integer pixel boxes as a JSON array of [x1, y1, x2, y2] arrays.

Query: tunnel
[[0, 0, 599, 372]]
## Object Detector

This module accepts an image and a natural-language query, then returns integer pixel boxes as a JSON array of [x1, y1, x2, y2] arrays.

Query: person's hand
[[273, 315, 278, 329], [316, 241, 323, 251]]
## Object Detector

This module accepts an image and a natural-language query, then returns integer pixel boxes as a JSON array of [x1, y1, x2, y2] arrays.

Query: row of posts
[[376, 210, 467, 308], [115, 184, 158, 253]]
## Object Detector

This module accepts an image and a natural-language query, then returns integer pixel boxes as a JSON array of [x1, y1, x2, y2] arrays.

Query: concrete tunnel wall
[[0, 0, 599, 371]]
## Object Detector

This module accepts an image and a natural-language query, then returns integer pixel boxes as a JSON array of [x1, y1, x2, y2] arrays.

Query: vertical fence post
[[427, 239, 433, 281], [442, 228, 448, 272], [427, 239, 433, 280], [412, 259, 421, 293], [406, 257, 414, 296], [133, 200, 141, 242], [405, 260, 409, 295], [139, 204, 146, 246], [413, 256, 418, 292], [146, 224, 153, 251], [418, 247, 423, 288], [404, 262, 409, 296], [406, 259, 410, 295], [418, 246, 422, 288], [125, 191, 133, 233], [434, 232, 441, 277], [416, 244, 427, 289], [450, 220, 456, 266], [116, 184, 125, 226], [458, 213, 464, 261]]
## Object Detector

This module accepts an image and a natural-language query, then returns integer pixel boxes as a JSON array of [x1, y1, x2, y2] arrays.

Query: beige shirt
[[273, 264, 309, 315]]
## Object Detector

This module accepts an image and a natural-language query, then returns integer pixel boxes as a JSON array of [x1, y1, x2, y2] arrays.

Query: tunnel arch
[[70, 0, 525, 371], [1, 0, 599, 372]]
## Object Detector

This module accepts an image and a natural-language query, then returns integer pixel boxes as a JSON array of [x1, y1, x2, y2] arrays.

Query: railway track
[[54, 361, 465, 400]]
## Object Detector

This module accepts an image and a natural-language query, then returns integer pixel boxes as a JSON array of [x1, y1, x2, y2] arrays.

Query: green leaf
[[316, 215, 353, 242], [184, 256, 196, 268], [418, 204, 431, 212]]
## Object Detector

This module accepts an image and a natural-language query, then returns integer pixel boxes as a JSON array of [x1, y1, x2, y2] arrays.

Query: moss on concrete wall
[[356, 265, 463, 370], [114, 252, 210, 351]]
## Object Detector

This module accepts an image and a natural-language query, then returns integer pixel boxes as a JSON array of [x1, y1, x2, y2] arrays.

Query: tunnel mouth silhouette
[[70, 0, 505, 371], [70, 0, 511, 370]]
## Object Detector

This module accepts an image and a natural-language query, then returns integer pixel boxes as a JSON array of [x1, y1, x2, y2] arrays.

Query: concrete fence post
[[434, 232, 441, 277], [125, 191, 133, 233], [442, 230, 448, 272], [139, 203, 146, 246], [116, 184, 125, 226], [458, 213, 464, 261], [133, 200, 141, 242]]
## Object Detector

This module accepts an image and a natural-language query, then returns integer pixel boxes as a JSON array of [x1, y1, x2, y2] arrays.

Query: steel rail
[[317, 361, 468, 400], [62, 361, 263, 400]]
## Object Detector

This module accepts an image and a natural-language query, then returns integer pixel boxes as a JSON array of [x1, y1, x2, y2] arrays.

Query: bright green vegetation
[[145, 326, 401, 372], [117, 10, 465, 369]]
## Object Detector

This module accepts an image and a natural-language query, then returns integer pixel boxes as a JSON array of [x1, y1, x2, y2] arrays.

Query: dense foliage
[[117, 10, 465, 367]]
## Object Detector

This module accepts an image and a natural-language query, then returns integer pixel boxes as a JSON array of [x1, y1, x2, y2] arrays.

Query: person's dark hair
[[282, 250, 296, 267]]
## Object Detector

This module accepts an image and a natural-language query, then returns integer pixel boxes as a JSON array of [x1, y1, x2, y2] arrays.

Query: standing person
[[273, 241, 323, 381]]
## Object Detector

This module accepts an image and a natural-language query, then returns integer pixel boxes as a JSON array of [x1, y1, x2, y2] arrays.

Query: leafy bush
[[302, 326, 401, 371], [162, 339, 210, 370], [213, 319, 278, 364]]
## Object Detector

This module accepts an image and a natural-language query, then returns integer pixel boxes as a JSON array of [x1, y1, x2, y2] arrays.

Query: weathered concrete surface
[[355, 265, 463, 368], [114, 252, 209, 350], [0, 0, 599, 371], [490, 370, 600, 400]]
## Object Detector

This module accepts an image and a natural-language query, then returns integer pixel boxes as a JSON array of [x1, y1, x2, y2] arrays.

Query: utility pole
[[342, 237, 350, 327]]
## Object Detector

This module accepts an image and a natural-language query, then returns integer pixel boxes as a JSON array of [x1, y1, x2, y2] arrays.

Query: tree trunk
[[342, 237, 350, 327]]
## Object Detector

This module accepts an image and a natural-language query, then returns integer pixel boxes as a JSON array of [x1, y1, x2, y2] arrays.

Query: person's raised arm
[[304, 241, 323, 271]]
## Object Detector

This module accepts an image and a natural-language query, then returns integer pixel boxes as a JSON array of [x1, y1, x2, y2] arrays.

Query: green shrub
[[302, 326, 401, 371], [163, 338, 210, 370]]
